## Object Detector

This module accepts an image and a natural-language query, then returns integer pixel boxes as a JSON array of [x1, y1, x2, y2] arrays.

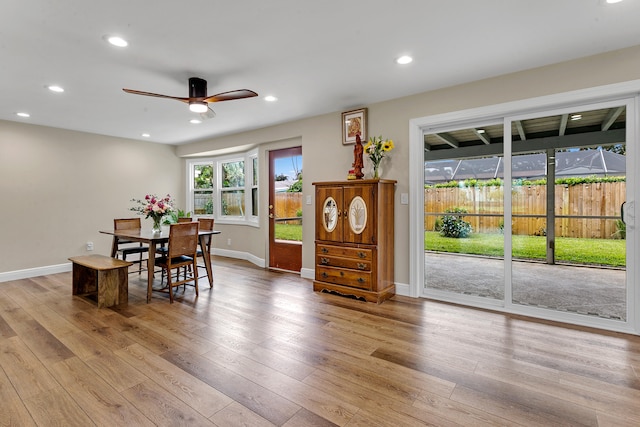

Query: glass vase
[[152, 216, 162, 233], [373, 163, 381, 179]]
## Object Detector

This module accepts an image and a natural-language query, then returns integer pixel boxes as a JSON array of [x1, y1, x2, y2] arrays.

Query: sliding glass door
[[424, 122, 505, 304], [509, 105, 629, 322], [421, 97, 635, 332]]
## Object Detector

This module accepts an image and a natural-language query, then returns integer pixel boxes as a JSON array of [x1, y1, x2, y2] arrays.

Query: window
[[251, 154, 258, 217], [187, 149, 258, 225], [191, 162, 214, 215], [220, 159, 245, 217]]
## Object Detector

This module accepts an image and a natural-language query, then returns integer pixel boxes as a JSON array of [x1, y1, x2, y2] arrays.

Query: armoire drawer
[[315, 265, 372, 290], [316, 244, 373, 261], [316, 255, 371, 271]]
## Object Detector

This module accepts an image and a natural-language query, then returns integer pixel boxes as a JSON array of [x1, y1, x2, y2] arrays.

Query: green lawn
[[425, 231, 625, 267], [275, 224, 302, 241]]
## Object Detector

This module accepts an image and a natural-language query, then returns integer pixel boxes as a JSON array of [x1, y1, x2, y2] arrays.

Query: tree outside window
[[221, 160, 245, 216]]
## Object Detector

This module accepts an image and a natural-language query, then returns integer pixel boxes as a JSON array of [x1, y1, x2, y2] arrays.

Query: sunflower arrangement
[[364, 135, 395, 178]]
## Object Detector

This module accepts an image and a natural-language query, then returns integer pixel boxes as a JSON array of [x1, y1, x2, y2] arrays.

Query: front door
[[268, 147, 302, 272]]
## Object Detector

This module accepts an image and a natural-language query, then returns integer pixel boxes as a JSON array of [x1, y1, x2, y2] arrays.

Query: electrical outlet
[[227, 238, 231, 246], [86, 241, 94, 251]]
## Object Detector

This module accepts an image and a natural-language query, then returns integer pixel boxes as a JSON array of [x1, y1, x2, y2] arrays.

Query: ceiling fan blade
[[199, 107, 216, 120], [204, 89, 258, 103], [123, 88, 189, 103]]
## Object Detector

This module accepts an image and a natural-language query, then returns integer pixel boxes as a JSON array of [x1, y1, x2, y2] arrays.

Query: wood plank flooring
[[1, 256, 639, 426]]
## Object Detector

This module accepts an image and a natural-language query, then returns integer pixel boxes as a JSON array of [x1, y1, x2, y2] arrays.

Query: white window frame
[[186, 148, 259, 226], [188, 160, 215, 216]]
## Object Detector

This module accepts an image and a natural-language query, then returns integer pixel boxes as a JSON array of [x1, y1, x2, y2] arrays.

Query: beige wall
[[0, 121, 181, 272], [3, 44, 640, 283], [177, 45, 640, 285]]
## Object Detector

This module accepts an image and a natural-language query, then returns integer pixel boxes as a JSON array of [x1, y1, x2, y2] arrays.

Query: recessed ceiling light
[[106, 35, 128, 47], [396, 55, 413, 65], [16, 112, 30, 118], [190, 119, 202, 124], [606, 0, 623, 4], [477, 129, 485, 134], [570, 114, 582, 121], [264, 95, 278, 102], [141, 133, 150, 138], [48, 85, 64, 93]]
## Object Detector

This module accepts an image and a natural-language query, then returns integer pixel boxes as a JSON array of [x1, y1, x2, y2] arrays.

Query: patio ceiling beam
[[514, 120, 527, 140], [559, 114, 568, 136], [424, 128, 625, 161], [435, 133, 459, 148], [601, 106, 625, 131], [473, 128, 491, 144]]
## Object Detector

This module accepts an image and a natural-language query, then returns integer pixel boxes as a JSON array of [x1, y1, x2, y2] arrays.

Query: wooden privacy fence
[[425, 182, 626, 239], [275, 192, 303, 224]]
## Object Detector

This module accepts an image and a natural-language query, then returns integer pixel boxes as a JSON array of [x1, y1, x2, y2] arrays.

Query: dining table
[[100, 227, 221, 303]]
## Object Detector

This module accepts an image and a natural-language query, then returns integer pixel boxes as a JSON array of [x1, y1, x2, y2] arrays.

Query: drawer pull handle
[[320, 257, 330, 265], [357, 263, 366, 270], [357, 278, 365, 283], [340, 271, 344, 277], [321, 272, 328, 278], [321, 247, 328, 254], [358, 252, 366, 258]]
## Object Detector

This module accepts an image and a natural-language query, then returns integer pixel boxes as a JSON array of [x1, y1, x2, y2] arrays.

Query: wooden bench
[[69, 255, 133, 308]]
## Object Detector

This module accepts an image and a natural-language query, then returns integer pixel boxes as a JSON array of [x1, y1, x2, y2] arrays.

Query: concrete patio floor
[[425, 252, 626, 320]]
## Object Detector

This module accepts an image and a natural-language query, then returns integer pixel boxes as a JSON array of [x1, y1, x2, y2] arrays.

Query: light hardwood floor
[[1, 256, 639, 426]]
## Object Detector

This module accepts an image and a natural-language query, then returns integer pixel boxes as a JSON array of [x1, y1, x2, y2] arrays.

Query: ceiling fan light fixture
[[189, 102, 208, 113], [106, 36, 128, 47], [396, 55, 413, 65]]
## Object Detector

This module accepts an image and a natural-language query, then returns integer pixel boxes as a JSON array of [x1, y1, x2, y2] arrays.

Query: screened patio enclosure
[[421, 99, 633, 329]]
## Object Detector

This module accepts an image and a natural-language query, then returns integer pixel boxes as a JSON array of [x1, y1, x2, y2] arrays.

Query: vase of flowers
[[131, 194, 175, 233], [364, 135, 395, 179]]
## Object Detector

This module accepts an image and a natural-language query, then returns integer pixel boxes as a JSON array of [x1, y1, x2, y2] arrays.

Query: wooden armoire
[[312, 179, 396, 303]]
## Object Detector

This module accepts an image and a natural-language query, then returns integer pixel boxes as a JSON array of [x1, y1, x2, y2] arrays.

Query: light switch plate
[[401, 193, 409, 205], [306, 195, 312, 205]]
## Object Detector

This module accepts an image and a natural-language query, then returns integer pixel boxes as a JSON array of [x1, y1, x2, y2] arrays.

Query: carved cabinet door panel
[[343, 184, 376, 244], [316, 185, 344, 242]]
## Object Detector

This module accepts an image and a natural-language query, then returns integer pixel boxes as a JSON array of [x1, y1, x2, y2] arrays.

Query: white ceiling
[[2, 0, 640, 145]]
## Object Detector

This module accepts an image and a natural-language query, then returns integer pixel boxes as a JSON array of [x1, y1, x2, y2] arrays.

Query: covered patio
[[425, 252, 626, 320]]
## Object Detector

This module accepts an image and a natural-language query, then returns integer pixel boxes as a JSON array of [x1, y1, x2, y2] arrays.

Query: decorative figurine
[[352, 133, 364, 179]]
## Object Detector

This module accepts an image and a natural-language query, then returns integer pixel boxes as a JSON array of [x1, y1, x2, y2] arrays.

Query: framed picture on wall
[[342, 108, 367, 145]]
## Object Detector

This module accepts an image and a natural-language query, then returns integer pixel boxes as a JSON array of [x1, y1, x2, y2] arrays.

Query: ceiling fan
[[123, 77, 258, 116]]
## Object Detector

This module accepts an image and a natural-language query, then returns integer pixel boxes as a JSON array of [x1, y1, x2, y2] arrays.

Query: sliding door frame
[[409, 80, 640, 335]]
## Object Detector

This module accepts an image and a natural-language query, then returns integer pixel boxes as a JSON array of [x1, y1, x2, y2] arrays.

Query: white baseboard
[[300, 268, 314, 280], [394, 281, 411, 297], [212, 248, 265, 268], [0, 263, 72, 283]]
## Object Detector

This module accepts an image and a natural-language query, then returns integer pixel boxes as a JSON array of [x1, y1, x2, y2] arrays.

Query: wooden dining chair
[[196, 218, 215, 285], [158, 216, 192, 256], [114, 218, 148, 274], [155, 222, 199, 303]]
